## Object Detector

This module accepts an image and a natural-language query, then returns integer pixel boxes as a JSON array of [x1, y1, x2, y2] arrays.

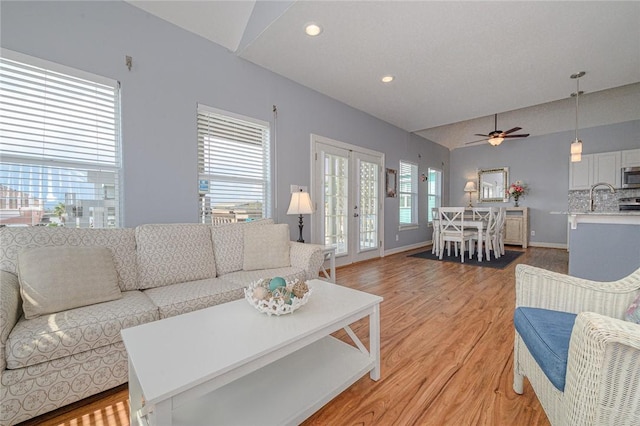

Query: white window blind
[[0, 49, 121, 228], [399, 160, 418, 226], [197, 104, 270, 223]]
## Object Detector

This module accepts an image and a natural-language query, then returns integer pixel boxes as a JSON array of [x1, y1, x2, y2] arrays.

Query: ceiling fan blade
[[503, 133, 530, 139], [474, 133, 490, 137], [501, 127, 522, 135]]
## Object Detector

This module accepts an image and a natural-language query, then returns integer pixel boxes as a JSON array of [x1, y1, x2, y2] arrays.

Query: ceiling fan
[[466, 114, 530, 146]]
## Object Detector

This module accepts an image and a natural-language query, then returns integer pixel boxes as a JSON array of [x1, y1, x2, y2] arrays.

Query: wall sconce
[[464, 181, 477, 207]]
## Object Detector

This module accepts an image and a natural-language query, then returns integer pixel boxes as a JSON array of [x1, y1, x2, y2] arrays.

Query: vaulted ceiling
[[126, 1, 640, 150]]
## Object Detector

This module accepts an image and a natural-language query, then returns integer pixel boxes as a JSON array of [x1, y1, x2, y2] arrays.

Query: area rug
[[408, 249, 524, 269]]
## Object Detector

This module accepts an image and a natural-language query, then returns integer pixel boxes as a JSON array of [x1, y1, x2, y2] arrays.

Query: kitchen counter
[[559, 211, 640, 281], [550, 211, 640, 229]]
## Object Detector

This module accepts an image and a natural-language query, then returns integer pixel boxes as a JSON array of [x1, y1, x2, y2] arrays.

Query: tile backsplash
[[568, 188, 640, 212]]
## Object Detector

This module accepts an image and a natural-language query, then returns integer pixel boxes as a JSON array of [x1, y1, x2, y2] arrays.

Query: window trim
[[427, 167, 443, 224], [398, 160, 418, 229], [0, 48, 123, 228], [197, 104, 271, 223]]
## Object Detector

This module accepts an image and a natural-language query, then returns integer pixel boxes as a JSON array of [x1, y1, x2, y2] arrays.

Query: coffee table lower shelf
[[167, 335, 373, 426]]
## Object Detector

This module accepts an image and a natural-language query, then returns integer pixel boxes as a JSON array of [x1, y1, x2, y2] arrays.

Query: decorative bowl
[[244, 278, 312, 316]]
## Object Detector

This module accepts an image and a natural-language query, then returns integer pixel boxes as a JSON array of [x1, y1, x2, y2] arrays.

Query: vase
[[513, 197, 519, 207]]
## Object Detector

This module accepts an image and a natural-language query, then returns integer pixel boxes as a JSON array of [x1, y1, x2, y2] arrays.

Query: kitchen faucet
[[589, 182, 616, 211]]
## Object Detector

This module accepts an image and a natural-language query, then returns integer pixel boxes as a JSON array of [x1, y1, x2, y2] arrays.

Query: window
[[197, 104, 270, 223], [427, 168, 443, 222], [0, 49, 121, 228], [399, 161, 418, 227]]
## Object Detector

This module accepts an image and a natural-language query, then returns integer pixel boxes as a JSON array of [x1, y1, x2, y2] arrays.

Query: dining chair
[[493, 207, 507, 257], [431, 207, 441, 256], [472, 207, 492, 222], [438, 207, 478, 263], [471, 207, 498, 260]]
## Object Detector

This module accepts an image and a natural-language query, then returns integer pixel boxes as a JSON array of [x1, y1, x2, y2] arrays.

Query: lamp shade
[[488, 137, 504, 146], [287, 191, 313, 215], [464, 181, 477, 192]]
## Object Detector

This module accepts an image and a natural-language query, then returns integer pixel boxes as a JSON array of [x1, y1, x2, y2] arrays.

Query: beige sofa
[[0, 220, 324, 425]]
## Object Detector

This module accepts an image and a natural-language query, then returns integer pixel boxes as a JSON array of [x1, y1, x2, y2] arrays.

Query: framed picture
[[386, 168, 397, 198]]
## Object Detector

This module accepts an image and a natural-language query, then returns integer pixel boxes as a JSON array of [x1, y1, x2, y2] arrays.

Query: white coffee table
[[121, 279, 383, 425]]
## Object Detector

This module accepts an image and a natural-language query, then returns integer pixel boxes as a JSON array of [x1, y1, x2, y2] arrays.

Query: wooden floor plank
[[18, 246, 564, 426]]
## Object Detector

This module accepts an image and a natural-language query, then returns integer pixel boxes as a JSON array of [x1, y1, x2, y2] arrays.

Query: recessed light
[[381, 75, 394, 83], [305, 23, 322, 37]]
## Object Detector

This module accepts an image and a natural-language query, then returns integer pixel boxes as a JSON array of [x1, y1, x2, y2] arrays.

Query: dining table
[[432, 215, 488, 262]]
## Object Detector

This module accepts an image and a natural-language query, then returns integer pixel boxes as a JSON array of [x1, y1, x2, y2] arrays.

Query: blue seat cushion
[[514, 307, 577, 392]]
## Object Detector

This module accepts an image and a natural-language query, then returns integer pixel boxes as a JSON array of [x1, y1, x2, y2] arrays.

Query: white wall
[[0, 0, 449, 250], [449, 120, 640, 246]]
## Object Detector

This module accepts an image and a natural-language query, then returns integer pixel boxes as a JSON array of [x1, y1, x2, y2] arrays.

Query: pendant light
[[570, 71, 585, 162]]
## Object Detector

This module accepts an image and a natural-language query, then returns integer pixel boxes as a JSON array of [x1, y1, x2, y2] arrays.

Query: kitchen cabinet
[[503, 207, 528, 248], [592, 151, 621, 187], [569, 155, 593, 190], [569, 151, 621, 189], [622, 149, 640, 168]]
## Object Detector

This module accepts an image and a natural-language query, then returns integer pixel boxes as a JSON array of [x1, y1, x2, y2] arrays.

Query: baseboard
[[528, 242, 568, 250], [384, 241, 430, 256], [385, 240, 567, 255]]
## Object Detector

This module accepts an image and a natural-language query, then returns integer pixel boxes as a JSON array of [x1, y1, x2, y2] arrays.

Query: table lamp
[[287, 189, 313, 243], [464, 181, 477, 207]]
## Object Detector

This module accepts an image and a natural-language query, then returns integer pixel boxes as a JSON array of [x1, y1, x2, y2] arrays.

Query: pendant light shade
[[570, 71, 585, 163]]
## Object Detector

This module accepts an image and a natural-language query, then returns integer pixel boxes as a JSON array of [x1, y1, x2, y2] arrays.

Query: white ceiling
[[126, 1, 640, 150]]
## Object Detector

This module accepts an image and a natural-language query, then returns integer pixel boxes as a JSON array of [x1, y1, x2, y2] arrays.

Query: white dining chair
[[471, 207, 498, 260], [492, 207, 507, 257], [431, 207, 441, 256], [438, 207, 478, 263]]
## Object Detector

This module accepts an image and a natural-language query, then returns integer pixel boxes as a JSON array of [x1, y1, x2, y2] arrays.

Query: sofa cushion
[[211, 219, 274, 275], [136, 224, 216, 289], [5, 290, 158, 369], [143, 278, 245, 319], [0, 227, 138, 291], [514, 307, 577, 392], [243, 224, 290, 271], [18, 246, 122, 319], [625, 293, 640, 324], [221, 267, 307, 289]]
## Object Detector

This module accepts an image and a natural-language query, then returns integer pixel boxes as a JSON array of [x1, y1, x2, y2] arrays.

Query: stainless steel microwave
[[621, 166, 640, 189]]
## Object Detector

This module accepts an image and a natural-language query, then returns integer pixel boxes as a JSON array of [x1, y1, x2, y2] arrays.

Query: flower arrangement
[[507, 180, 528, 206]]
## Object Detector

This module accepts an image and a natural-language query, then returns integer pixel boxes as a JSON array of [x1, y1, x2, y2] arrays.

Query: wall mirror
[[478, 167, 509, 202]]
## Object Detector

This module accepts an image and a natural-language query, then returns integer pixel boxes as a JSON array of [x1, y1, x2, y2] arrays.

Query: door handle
[[354, 213, 359, 217]]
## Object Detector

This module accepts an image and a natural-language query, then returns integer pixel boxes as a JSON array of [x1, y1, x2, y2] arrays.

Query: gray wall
[[449, 120, 640, 246], [0, 0, 449, 251]]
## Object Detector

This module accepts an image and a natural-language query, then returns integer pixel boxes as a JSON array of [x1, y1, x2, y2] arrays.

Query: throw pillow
[[18, 246, 122, 319], [243, 224, 290, 271], [624, 293, 640, 324]]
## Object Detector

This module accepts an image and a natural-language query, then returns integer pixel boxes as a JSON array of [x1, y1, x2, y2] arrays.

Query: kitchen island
[[567, 211, 640, 281]]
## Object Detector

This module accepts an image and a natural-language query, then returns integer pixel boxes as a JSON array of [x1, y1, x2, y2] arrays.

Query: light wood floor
[[19, 246, 568, 426]]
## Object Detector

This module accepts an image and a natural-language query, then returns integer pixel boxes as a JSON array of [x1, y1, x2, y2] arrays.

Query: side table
[[320, 246, 336, 282]]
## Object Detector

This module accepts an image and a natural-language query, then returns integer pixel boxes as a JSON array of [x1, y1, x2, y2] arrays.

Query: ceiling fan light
[[488, 137, 504, 146]]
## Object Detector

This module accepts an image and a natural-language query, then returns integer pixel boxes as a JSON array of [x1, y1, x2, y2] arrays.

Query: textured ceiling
[[126, 1, 640, 150]]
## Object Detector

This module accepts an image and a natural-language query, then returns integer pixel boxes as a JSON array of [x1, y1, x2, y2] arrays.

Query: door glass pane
[[324, 153, 348, 255], [359, 160, 379, 251]]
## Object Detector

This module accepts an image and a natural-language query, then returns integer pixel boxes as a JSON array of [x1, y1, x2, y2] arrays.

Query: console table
[[503, 207, 529, 248]]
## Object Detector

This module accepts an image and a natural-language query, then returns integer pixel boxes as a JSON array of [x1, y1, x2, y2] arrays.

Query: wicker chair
[[513, 264, 640, 425]]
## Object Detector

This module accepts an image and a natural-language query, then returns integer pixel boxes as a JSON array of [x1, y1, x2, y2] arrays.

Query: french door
[[311, 135, 384, 266]]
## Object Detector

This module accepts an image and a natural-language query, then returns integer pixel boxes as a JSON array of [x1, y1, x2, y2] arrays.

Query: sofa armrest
[[564, 312, 640, 425], [1, 270, 23, 371], [289, 242, 324, 280], [515, 264, 640, 318]]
